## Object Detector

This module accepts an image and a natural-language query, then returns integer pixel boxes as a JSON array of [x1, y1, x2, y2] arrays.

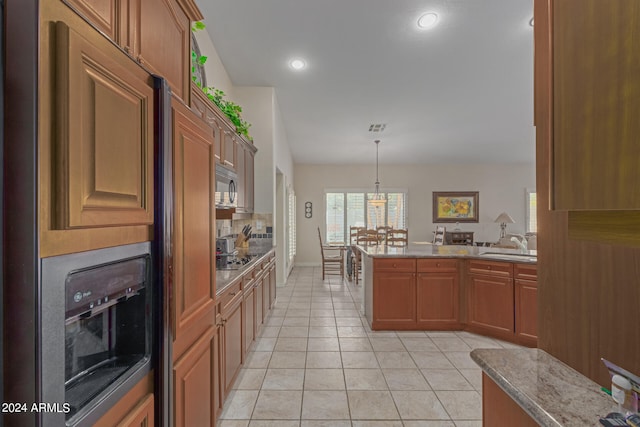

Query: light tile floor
[[219, 267, 522, 427]]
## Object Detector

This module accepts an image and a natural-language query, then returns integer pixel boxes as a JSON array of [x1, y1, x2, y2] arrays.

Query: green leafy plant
[[191, 22, 253, 141]]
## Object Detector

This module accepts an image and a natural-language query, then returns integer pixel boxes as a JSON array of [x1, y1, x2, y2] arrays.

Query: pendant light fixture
[[369, 140, 386, 207]]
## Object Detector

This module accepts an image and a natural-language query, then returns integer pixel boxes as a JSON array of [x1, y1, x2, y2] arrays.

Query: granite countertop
[[216, 246, 275, 294], [471, 348, 616, 426], [356, 243, 537, 263]]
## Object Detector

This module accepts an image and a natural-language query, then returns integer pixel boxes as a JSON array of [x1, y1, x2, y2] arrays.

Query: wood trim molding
[[176, 0, 204, 21]]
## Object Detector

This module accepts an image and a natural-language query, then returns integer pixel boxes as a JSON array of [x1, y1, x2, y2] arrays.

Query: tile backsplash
[[217, 213, 273, 240]]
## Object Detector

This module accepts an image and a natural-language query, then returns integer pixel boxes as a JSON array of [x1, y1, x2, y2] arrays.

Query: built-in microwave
[[215, 164, 237, 208]]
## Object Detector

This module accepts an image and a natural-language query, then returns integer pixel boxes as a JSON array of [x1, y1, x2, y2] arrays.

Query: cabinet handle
[[487, 266, 492, 270], [229, 292, 237, 296], [124, 46, 131, 54], [137, 55, 145, 65], [436, 263, 440, 267], [393, 263, 397, 268]]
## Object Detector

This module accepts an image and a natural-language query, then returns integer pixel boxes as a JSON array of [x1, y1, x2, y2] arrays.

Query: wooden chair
[[349, 226, 365, 245], [356, 229, 379, 245], [433, 226, 446, 245], [376, 226, 392, 243], [317, 227, 344, 280], [351, 247, 362, 285], [387, 229, 408, 246]]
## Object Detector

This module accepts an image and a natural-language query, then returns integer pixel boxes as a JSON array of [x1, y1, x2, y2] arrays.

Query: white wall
[[192, 30, 233, 95], [294, 162, 535, 265]]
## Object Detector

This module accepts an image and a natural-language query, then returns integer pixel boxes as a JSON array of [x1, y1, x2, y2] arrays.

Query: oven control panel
[[65, 255, 148, 320]]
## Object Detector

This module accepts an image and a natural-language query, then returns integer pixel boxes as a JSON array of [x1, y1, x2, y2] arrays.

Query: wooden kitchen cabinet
[[171, 97, 216, 348], [173, 326, 217, 427], [116, 393, 154, 427], [243, 274, 256, 352], [61, 0, 197, 102], [221, 123, 237, 170], [234, 139, 257, 213], [261, 270, 271, 323], [255, 270, 265, 334], [372, 258, 417, 329], [515, 263, 538, 347], [40, 13, 155, 257], [221, 287, 244, 396], [131, 0, 191, 101], [416, 259, 460, 329], [482, 373, 538, 427], [235, 139, 246, 209], [62, 0, 118, 40], [171, 98, 219, 427], [467, 260, 515, 341], [244, 149, 255, 213], [190, 82, 222, 162], [93, 373, 154, 427], [54, 21, 155, 230], [549, 0, 640, 211]]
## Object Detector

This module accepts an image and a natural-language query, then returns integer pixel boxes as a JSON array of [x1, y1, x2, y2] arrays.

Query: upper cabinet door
[[552, 0, 640, 210], [129, 0, 190, 102], [62, 0, 118, 40], [55, 21, 154, 229]]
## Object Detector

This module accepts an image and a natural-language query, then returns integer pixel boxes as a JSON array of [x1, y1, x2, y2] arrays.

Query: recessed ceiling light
[[417, 12, 439, 29], [289, 58, 306, 70]]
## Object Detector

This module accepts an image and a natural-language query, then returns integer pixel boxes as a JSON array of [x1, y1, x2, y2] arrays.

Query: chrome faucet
[[510, 235, 528, 252]]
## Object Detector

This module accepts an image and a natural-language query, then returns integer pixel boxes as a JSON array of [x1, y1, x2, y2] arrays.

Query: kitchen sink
[[479, 252, 537, 262]]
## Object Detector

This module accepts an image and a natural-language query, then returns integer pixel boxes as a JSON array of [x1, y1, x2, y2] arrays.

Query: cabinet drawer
[[374, 258, 416, 272], [467, 260, 513, 278], [515, 263, 537, 281], [417, 258, 458, 273], [242, 267, 256, 283], [220, 280, 242, 313]]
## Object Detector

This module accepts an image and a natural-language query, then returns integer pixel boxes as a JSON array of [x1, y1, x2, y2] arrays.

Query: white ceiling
[[195, 0, 535, 165]]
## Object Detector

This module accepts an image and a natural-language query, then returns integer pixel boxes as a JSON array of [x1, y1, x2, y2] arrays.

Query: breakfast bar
[[357, 244, 538, 346]]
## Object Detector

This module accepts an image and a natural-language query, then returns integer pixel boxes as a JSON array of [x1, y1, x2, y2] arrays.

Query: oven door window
[[64, 289, 147, 419]]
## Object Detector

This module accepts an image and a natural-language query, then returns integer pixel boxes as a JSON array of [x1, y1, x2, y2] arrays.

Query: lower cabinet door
[[515, 279, 538, 346], [244, 286, 256, 352], [255, 277, 264, 335], [223, 300, 244, 395], [116, 394, 154, 427], [468, 274, 514, 340], [262, 273, 270, 320], [372, 272, 416, 329], [173, 326, 217, 427], [416, 272, 460, 329], [269, 263, 276, 308]]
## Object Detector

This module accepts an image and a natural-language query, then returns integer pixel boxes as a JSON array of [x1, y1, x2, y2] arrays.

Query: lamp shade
[[494, 212, 515, 224]]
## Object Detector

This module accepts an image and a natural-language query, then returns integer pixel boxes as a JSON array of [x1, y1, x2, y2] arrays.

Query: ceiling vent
[[368, 123, 387, 133]]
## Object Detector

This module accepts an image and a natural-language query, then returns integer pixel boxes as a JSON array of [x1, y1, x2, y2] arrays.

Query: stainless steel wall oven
[[40, 242, 152, 427]]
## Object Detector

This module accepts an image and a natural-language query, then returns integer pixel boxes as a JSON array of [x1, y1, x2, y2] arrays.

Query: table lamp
[[494, 212, 515, 238]]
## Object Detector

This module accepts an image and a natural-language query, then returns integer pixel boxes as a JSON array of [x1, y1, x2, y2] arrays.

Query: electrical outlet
[[256, 220, 263, 231]]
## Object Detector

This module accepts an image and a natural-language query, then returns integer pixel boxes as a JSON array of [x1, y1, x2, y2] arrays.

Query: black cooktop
[[216, 253, 254, 270]]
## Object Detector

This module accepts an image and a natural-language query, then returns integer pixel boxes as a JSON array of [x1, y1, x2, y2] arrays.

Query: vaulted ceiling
[[195, 0, 535, 165]]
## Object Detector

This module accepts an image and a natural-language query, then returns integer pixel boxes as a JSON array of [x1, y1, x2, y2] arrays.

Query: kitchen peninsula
[[358, 244, 538, 346]]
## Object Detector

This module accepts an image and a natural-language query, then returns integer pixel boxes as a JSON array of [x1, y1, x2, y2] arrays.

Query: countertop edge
[[355, 244, 537, 264], [470, 350, 561, 427], [471, 348, 615, 427]]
